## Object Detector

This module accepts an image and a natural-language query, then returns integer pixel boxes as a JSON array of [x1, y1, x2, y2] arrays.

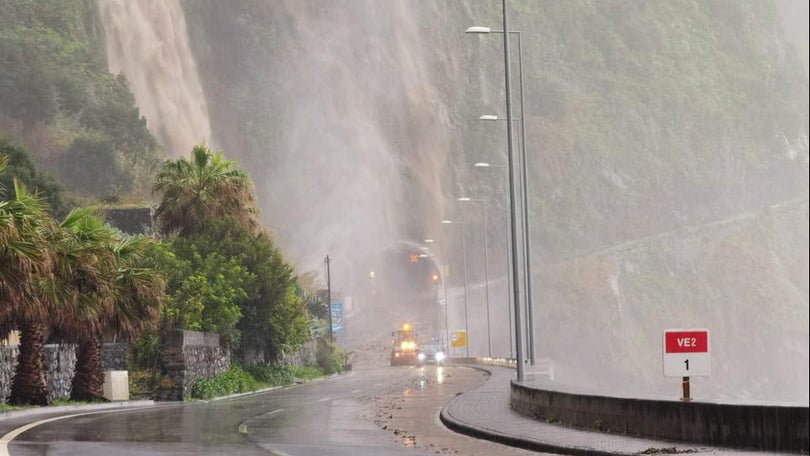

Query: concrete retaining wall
[[511, 381, 809, 452]]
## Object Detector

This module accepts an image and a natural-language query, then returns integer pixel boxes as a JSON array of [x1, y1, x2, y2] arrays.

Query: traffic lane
[[243, 365, 541, 455], [4, 403, 270, 456], [7, 366, 540, 455], [237, 367, 440, 455], [7, 368, 434, 456]]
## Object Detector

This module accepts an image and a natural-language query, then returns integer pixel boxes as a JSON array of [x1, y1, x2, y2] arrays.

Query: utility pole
[[325, 255, 333, 342]]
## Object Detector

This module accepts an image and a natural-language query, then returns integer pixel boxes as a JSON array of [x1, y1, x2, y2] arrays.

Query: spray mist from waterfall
[[241, 0, 452, 301], [95, 0, 808, 403]]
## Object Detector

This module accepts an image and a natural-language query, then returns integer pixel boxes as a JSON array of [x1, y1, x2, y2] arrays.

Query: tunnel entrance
[[378, 244, 440, 297], [362, 241, 443, 345]]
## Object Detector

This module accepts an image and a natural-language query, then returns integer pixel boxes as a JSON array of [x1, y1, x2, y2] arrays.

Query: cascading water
[[96, 0, 464, 357], [97, 0, 211, 157], [95, 0, 808, 403]]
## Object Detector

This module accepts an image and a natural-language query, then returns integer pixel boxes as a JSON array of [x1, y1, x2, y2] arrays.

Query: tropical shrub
[[189, 365, 259, 400], [288, 365, 324, 381], [244, 363, 294, 386], [315, 338, 348, 375]]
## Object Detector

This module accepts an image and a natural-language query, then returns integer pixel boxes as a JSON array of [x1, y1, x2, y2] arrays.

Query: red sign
[[665, 330, 708, 353]]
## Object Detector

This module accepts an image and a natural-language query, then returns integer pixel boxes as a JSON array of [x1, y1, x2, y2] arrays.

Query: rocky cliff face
[[170, 0, 807, 403]]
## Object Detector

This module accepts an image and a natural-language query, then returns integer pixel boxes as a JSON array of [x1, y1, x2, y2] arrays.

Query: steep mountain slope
[[179, 0, 807, 403], [1, 0, 805, 403]]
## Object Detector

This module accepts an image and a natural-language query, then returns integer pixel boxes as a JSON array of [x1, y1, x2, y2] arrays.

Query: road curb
[[196, 372, 344, 403], [0, 400, 156, 422], [438, 363, 650, 456], [439, 404, 627, 456]]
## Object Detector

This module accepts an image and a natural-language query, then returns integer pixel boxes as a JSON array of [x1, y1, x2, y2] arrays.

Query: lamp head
[[465, 26, 492, 34]]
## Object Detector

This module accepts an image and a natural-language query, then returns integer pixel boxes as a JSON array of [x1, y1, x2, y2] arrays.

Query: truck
[[390, 323, 420, 366]]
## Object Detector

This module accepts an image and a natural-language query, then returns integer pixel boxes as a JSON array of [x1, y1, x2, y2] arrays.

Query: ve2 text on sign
[[663, 329, 710, 377]]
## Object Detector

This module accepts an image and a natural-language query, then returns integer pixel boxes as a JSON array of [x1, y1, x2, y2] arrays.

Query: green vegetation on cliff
[[0, 0, 160, 202]]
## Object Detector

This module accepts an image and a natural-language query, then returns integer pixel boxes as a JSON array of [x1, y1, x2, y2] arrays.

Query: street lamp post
[[457, 197, 493, 358], [425, 238, 449, 352], [466, 2, 530, 380], [473, 162, 515, 358], [441, 219, 470, 357], [478, 112, 535, 364]]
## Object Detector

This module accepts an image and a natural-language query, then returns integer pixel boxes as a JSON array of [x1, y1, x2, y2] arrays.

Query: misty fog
[[95, 0, 808, 404]]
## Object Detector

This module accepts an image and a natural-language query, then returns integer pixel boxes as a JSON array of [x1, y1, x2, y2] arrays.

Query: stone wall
[[1, 332, 230, 403], [156, 330, 230, 401], [1, 343, 126, 402], [101, 342, 128, 371], [0, 346, 17, 401], [279, 339, 317, 367], [43, 345, 77, 401], [1, 345, 76, 401]]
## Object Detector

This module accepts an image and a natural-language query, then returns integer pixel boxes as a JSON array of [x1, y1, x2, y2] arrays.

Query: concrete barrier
[[511, 380, 809, 452]]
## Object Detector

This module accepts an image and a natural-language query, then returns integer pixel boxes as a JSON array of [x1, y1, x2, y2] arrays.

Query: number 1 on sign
[[663, 329, 710, 377]]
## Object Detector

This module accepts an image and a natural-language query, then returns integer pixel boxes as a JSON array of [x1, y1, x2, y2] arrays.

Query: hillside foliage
[[0, 0, 160, 202]]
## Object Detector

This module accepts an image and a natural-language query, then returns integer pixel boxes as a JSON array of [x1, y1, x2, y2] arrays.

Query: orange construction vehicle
[[390, 323, 420, 366]]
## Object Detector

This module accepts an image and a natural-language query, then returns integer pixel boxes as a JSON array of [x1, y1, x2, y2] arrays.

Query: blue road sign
[[331, 302, 343, 334]]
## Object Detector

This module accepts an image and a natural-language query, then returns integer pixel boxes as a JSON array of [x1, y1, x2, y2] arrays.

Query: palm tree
[[69, 234, 164, 402], [46, 208, 117, 402], [0, 170, 56, 406], [153, 143, 258, 236]]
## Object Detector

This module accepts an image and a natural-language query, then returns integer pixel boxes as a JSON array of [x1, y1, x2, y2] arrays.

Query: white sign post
[[663, 329, 710, 401]]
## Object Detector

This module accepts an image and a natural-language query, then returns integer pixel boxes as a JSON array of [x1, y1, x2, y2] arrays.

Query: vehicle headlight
[[418, 353, 426, 361], [435, 352, 445, 361]]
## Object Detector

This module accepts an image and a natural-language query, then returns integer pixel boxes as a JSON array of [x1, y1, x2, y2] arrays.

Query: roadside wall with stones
[[0, 346, 20, 401], [1, 345, 76, 402], [1, 343, 128, 402], [101, 342, 128, 371], [156, 330, 230, 401], [279, 339, 317, 367]]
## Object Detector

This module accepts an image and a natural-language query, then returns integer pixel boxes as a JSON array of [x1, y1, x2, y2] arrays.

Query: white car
[[417, 344, 446, 364]]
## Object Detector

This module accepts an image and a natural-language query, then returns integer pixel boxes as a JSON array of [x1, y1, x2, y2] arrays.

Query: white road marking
[[268, 448, 294, 456], [351, 390, 361, 394], [316, 397, 331, 402], [0, 407, 142, 456], [237, 408, 284, 437]]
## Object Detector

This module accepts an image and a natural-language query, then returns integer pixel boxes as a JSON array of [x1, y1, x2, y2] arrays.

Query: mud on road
[[361, 365, 544, 456]]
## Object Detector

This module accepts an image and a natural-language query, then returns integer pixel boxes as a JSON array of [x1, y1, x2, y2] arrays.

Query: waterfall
[[97, 0, 211, 157]]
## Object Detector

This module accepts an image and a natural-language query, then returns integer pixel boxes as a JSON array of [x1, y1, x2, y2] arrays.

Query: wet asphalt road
[[3, 365, 539, 456]]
